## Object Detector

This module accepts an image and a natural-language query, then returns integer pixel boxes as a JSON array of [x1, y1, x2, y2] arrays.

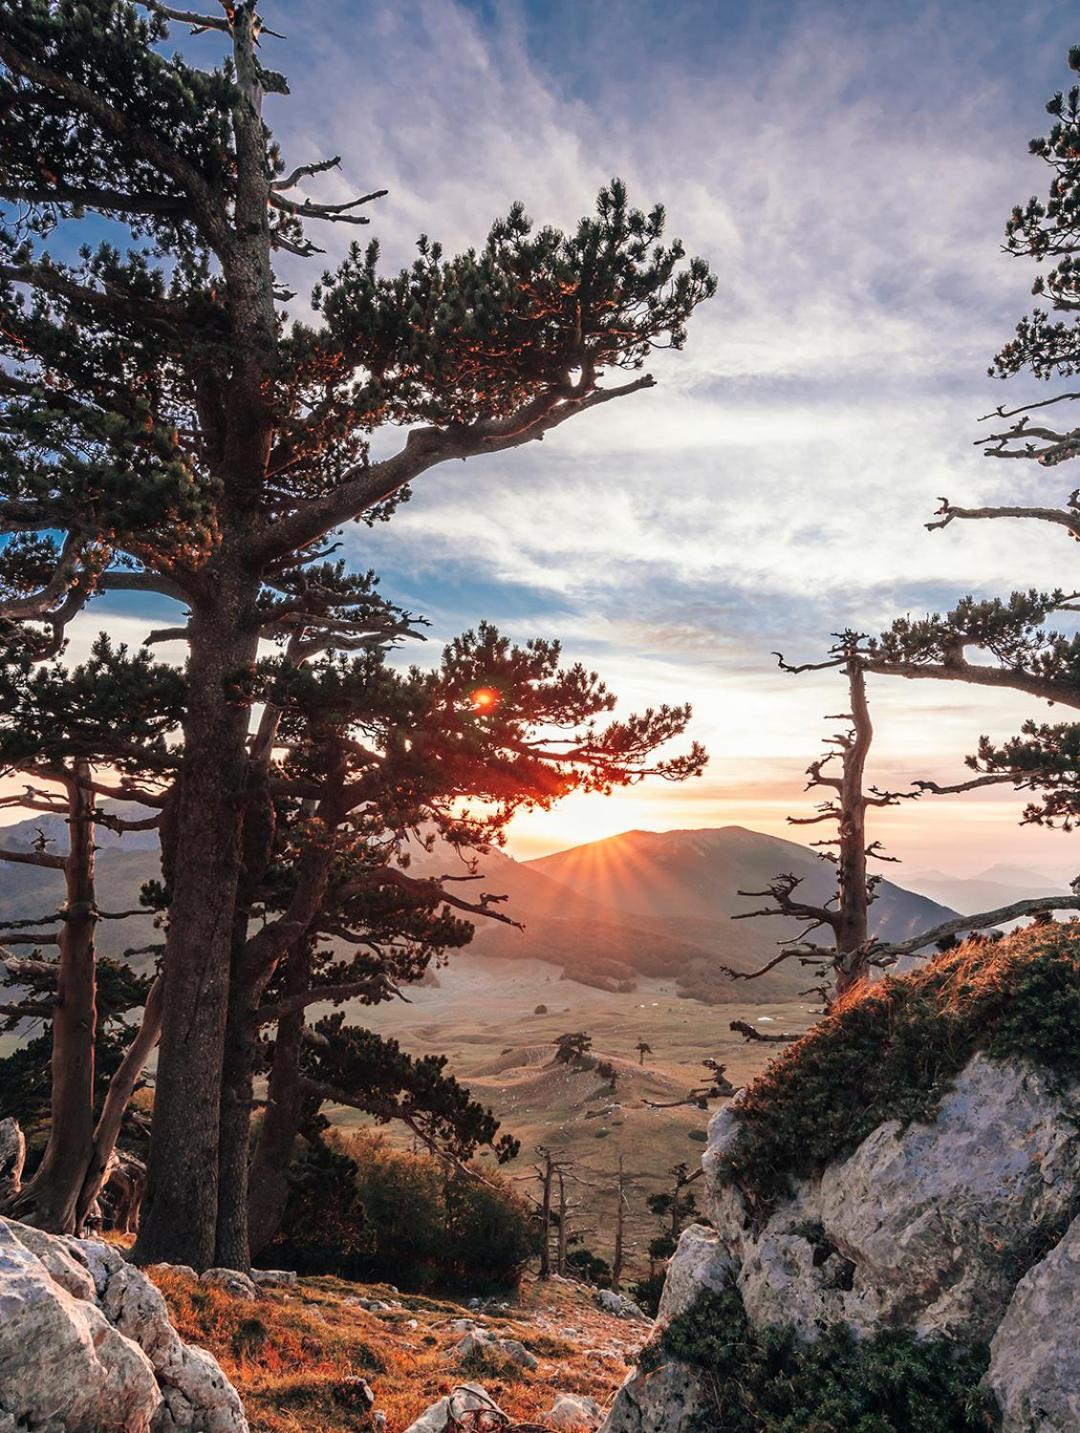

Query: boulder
[[707, 1055, 1080, 1343], [656, 1225, 733, 1325], [594, 1289, 649, 1322], [600, 1360, 705, 1433], [199, 1268, 259, 1301], [0, 1119, 24, 1202], [0, 1218, 247, 1433], [403, 1382, 495, 1433], [987, 1215, 1080, 1433], [546, 1392, 603, 1429], [249, 1268, 296, 1288]]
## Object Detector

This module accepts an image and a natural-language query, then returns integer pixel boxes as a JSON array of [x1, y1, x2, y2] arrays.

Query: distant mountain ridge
[[0, 813, 959, 1004]]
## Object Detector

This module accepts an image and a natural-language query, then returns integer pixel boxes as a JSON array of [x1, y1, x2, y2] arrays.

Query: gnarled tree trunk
[[7, 764, 97, 1232]]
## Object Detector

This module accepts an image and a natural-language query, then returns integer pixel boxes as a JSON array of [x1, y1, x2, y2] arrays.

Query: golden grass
[[150, 1267, 643, 1433]]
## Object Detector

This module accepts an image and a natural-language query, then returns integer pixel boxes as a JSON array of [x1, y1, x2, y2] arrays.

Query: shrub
[[268, 1131, 539, 1293], [644, 1289, 997, 1432], [720, 925, 1080, 1212]]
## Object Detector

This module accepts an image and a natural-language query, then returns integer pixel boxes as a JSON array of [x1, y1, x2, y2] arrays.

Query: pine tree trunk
[[247, 944, 310, 1258], [133, 585, 259, 1268], [10, 764, 97, 1233], [538, 1151, 553, 1279], [75, 974, 164, 1229]]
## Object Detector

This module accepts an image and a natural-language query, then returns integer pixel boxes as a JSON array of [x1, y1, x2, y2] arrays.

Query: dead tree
[[635, 1041, 653, 1065], [728, 650, 1080, 1002]]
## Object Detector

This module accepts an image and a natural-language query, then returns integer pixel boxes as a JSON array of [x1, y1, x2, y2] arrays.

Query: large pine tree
[[0, 2, 714, 1265]]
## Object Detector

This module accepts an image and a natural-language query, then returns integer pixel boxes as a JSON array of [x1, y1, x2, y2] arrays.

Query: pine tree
[[0, 637, 181, 1230], [0, 2, 714, 1266], [845, 49, 1080, 832]]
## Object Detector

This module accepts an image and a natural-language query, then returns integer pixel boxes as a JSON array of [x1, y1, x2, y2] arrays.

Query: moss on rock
[[718, 925, 1080, 1211]]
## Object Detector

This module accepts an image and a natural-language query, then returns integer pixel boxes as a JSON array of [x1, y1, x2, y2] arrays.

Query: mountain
[[529, 826, 955, 938], [451, 826, 955, 1002], [0, 814, 959, 1006], [904, 863, 1072, 916]]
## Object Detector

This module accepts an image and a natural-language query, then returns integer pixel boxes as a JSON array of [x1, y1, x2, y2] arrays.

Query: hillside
[[0, 816, 959, 1004]]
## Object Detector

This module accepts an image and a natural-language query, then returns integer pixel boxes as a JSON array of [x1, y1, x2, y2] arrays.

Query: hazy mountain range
[[0, 813, 959, 1004]]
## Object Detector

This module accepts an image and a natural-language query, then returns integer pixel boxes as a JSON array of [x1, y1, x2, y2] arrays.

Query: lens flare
[[470, 686, 501, 713]]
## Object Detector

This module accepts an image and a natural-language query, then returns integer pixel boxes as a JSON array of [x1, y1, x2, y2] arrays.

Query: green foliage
[[629, 1270, 667, 1319], [645, 1289, 997, 1433], [719, 926, 1080, 1211], [269, 1133, 540, 1294]]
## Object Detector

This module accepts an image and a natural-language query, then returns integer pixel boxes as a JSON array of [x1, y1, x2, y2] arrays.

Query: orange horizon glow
[[469, 686, 501, 713]]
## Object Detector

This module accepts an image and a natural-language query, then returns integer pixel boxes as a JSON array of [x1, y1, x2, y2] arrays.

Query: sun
[[470, 686, 501, 713]]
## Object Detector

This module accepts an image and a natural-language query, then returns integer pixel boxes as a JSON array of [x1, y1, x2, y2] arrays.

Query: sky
[[23, 0, 1080, 883]]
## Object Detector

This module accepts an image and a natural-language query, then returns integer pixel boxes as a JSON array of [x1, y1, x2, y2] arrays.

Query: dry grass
[[149, 1267, 646, 1433]]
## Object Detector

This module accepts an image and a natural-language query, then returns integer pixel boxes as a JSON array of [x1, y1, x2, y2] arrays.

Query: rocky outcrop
[[603, 1052, 1080, 1433], [0, 1218, 247, 1432], [986, 1214, 1080, 1433], [0, 1119, 24, 1202]]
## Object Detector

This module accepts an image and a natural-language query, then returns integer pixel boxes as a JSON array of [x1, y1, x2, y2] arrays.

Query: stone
[[600, 1359, 705, 1433], [150, 1264, 199, 1283], [0, 1119, 25, 1201], [199, 1268, 259, 1301], [403, 1382, 495, 1433], [547, 1392, 603, 1429], [249, 1268, 296, 1288], [497, 1338, 538, 1369], [595, 1288, 649, 1322], [986, 1215, 1080, 1433], [656, 1225, 733, 1325], [0, 1218, 247, 1433], [0, 1219, 161, 1433], [705, 1055, 1080, 1343]]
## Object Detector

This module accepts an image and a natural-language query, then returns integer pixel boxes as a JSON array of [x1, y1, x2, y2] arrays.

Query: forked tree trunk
[[133, 583, 260, 1268], [75, 974, 164, 1229], [9, 763, 97, 1232]]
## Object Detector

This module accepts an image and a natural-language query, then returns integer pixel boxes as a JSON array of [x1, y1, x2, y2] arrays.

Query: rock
[[0, 1218, 247, 1433], [987, 1215, 1080, 1433], [199, 1268, 259, 1302], [656, 1225, 733, 1325], [453, 1329, 538, 1370], [498, 1338, 538, 1370], [595, 1288, 649, 1322], [547, 1392, 603, 1428], [354, 1296, 392, 1312], [600, 1360, 705, 1433], [403, 1382, 494, 1433], [706, 1054, 1080, 1343], [249, 1269, 296, 1288], [0, 1219, 161, 1432], [0, 1119, 25, 1201]]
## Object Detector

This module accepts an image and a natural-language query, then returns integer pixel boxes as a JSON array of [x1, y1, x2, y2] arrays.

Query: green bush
[[720, 926, 1080, 1212], [644, 1289, 997, 1432], [269, 1131, 539, 1293]]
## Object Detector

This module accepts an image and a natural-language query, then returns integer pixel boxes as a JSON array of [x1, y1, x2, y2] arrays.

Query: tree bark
[[612, 1154, 626, 1292], [133, 582, 259, 1268], [75, 973, 164, 1230], [834, 659, 871, 996], [8, 763, 97, 1232], [247, 943, 311, 1259]]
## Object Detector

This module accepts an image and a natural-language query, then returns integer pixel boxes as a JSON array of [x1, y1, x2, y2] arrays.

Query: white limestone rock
[[198, 1268, 259, 1301], [987, 1215, 1080, 1433], [0, 1219, 161, 1433], [594, 1288, 649, 1322], [546, 1392, 603, 1429], [249, 1268, 296, 1288], [656, 1224, 734, 1325], [599, 1360, 705, 1433], [707, 1054, 1080, 1343], [0, 1218, 247, 1433], [403, 1382, 494, 1433]]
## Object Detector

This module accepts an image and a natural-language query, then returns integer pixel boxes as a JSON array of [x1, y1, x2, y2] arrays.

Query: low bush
[[644, 1289, 997, 1432], [267, 1131, 540, 1293]]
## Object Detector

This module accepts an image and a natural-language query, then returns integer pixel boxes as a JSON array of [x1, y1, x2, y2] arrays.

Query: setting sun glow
[[469, 686, 501, 713]]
